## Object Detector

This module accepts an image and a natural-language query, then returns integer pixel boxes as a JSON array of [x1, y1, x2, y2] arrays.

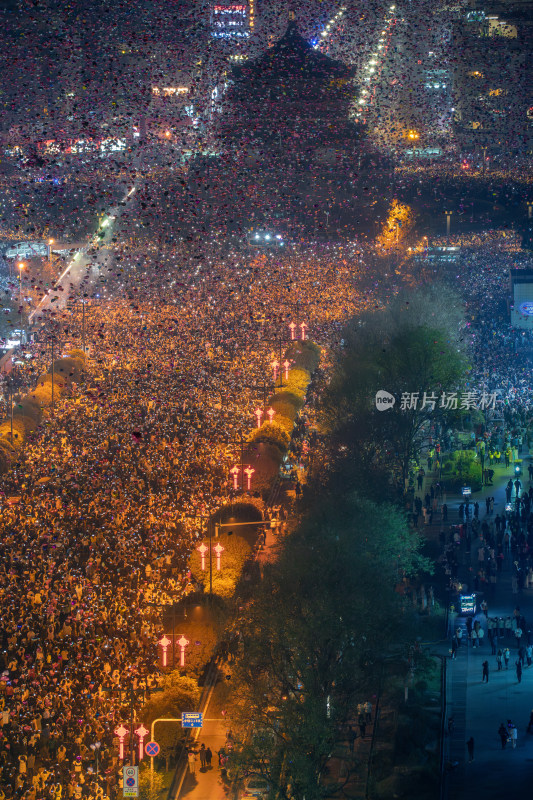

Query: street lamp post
[[48, 239, 54, 277], [197, 542, 208, 571], [244, 466, 255, 490], [115, 725, 128, 761], [527, 202, 533, 220], [7, 389, 13, 442], [89, 741, 101, 792], [82, 300, 86, 354], [17, 262, 25, 342], [17, 262, 24, 300], [444, 211, 452, 238], [481, 146, 488, 176], [177, 635, 189, 668], [135, 724, 149, 761], [213, 542, 224, 570], [158, 635, 171, 667]]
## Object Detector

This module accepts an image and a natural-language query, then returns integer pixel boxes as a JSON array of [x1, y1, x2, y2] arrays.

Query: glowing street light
[[271, 359, 280, 381], [115, 725, 128, 760], [177, 634, 189, 667], [158, 635, 171, 667], [17, 262, 25, 299], [254, 407, 263, 427], [267, 407, 275, 423], [283, 359, 291, 380], [135, 724, 149, 761], [445, 210, 453, 238], [289, 321, 296, 340], [213, 542, 224, 570], [197, 542, 208, 570], [230, 465, 240, 490], [300, 322, 307, 340], [244, 465, 255, 490]]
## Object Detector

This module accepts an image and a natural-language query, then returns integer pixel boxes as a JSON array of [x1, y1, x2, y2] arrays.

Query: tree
[[139, 770, 165, 800], [141, 674, 200, 772], [321, 287, 468, 494], [228, 492, 430, 800]]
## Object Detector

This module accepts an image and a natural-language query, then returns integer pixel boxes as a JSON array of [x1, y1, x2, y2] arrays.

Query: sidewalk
[[175, 678, 231, 800], [433, 451, 533, 800]]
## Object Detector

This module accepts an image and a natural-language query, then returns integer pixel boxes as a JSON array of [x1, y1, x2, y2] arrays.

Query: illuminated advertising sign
[[211, 2, 249, 36], [459, 594, 476, 614]]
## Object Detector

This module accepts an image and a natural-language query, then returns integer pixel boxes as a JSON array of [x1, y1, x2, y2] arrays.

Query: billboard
[[211, 4, 250, 38], [511, 269, 533, 330], [4, 241, 50, 259]]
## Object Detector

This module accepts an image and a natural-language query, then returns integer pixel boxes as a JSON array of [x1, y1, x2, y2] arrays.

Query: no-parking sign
[[123, 766, 139, 798], [145, 741, 160, 757]]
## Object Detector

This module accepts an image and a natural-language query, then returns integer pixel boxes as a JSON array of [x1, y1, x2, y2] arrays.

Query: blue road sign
[[181, 712, 203, 728]]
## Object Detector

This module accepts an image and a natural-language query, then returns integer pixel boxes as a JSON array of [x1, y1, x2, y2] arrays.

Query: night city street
[[0, 1, 532, 799]]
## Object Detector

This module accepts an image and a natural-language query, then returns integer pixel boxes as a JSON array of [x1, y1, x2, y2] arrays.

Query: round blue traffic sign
[[126, 778, 136, 787], [145, 741, 160, 757]]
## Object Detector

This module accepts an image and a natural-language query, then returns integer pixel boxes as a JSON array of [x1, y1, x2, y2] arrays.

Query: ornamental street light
[[299, 322, 307, 340], [17, 262, 24, 300], [89, 741, 101, 791], [445, 210, 453, 238], [244, 466, 255, 490], [254, 407, 263, 427], [158, 635, 171, 667], [197, 542, 208, 570], [115, 725, 128, 760], [230, 465, 240, 490], [283, 359, 291, 380], [213, 542, 224, 570], [17, 262, 25, 343], [267, 407, 275, 423], [271, 358, 280, 382], [177, 635, 189, 667], [289, 321, 296, 340], [135, 724, 149, 761]]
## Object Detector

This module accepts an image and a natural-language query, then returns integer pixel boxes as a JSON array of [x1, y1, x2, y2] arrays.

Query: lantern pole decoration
[[177, 635, 189, 667], [158, 635, 171, 667]]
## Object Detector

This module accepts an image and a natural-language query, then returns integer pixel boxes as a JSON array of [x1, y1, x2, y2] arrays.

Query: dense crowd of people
[[0, 241, 376, 800]]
